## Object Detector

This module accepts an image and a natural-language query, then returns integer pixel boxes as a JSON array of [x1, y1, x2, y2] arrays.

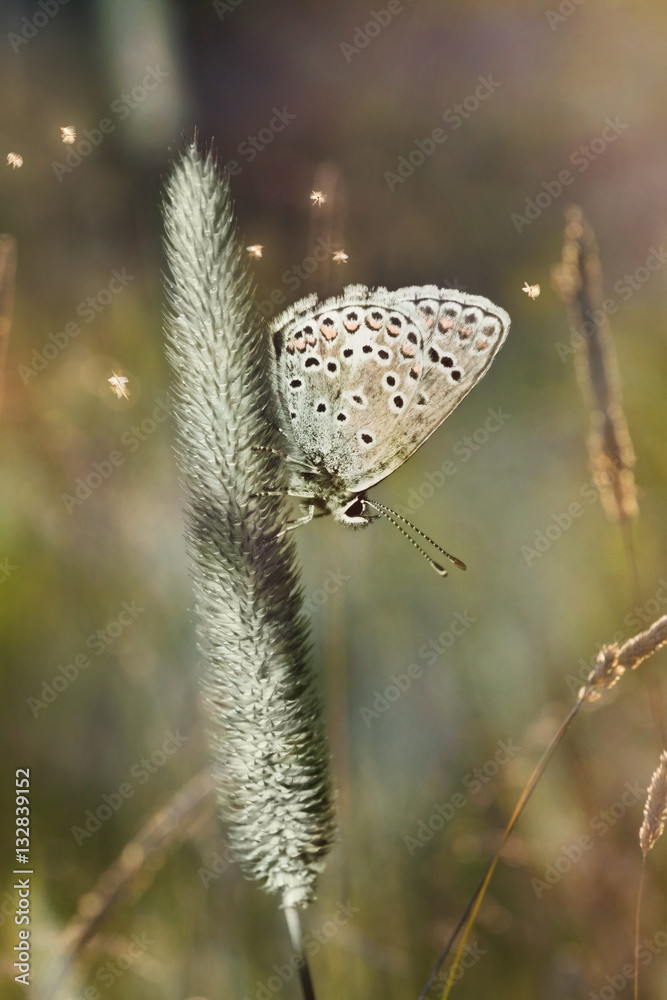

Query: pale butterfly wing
[[386, 285, 511, 480], [272, 288, 425, 485], [271, 285, 510, 495]]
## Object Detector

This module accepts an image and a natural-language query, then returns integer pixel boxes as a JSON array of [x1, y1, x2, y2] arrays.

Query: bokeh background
[[1, 1, 667, 997]]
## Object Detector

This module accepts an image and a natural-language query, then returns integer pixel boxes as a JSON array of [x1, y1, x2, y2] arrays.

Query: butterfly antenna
[[363, 502, 448, 577], [364, 498, 467, 572]]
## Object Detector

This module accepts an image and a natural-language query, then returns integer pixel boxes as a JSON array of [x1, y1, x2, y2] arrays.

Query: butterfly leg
[[251, 446, 315, 472], [250, 490, 318, 500], [276, 505, 321, 538]]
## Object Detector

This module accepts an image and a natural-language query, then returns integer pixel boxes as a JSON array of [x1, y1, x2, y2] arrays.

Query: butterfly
[[265, 285, 511, 574]]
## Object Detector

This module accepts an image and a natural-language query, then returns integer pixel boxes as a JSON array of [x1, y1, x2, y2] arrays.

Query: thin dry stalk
[[552, 206, 638, 523], [634, 862, 647, 1000], [48, 769, 215, 999], [0, 234, 17, 415], [425, 615, 667, 1000]]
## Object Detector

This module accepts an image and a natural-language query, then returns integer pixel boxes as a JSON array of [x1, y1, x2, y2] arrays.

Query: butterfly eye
[[389, 394, 405, 413], [440, 356, 454, 368], [451, 370, 462, 382], [377, 349, 390, 361], [407, 331, 418, 345], [290, 378, 302, 389], [428, 347, 439, 363], [386, 317, 402, 337], [342, 348, 354, 359], [336, 411, 348, 422], [365, 311, 384, 331], [358, 431, 374, 446], [326, 361, 339, 375], [316, 402, 327, 413], [362, 345, 373, 354], [345, 497, 366, 517], [304, 357, 321, 368], [382, 372, 399, 390]]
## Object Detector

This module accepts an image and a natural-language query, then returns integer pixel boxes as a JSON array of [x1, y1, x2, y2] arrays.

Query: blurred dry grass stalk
[[432, 614, 667, 1000], [640, 750, 667, 857], [0, 234, 17, 415], [553, 205, 638, 522], [307, 161, 347, 300], [580, 614, 667, 701], [49, 770, 215, 999], [635, 750, 667, 999]]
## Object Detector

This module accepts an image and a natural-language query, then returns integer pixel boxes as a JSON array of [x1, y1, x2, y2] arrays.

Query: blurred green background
[[1, 0, 667, 997]]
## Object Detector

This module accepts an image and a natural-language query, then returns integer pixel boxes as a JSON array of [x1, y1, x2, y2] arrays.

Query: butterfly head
[[330, 494, 375, 527], [290, 463, 376, 527]]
